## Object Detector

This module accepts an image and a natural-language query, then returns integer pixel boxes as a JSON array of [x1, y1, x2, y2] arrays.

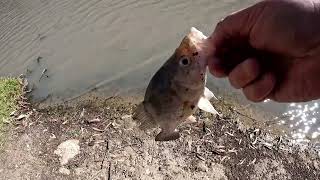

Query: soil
[[0, 94, 319, 180]]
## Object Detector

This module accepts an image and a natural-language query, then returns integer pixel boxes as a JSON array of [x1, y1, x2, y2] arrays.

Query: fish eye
[[179, 57, 190, 66]]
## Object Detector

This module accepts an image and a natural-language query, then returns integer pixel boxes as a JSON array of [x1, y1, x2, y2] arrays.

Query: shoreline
[[0, 92, 319, 179]]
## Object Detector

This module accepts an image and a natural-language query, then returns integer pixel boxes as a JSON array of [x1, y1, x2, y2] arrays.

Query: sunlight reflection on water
[[273, 102, 320, 144]]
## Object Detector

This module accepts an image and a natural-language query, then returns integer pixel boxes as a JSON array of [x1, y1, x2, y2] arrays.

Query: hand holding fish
[[133, 0, 320, 141], [208, 0, 320, 103]]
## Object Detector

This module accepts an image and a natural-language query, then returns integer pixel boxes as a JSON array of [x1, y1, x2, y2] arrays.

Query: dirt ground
[[0, 94, 319, 180]]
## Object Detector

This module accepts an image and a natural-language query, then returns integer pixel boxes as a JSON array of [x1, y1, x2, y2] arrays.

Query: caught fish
[[133, 27, 220, 141]]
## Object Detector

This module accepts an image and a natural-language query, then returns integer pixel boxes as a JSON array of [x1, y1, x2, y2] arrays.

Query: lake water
[[0, 0, 319, 146]]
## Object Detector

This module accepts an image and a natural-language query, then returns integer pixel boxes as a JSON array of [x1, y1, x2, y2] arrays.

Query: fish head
[[170, 27, 212, 89]]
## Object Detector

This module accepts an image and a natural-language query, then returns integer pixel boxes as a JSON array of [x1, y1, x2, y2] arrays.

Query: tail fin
[[132, 102, 157, 130]]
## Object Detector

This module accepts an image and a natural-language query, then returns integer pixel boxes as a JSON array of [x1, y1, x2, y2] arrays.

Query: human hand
[[208, 0, 320, 102]]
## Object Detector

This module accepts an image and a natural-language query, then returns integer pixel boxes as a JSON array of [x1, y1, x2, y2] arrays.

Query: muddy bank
[[0, 94, 319, 180]]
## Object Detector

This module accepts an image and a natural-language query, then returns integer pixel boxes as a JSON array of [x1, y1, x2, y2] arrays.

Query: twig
[[237, 158, 246, 165], [252, 136, 258, 145], [90, 171, 102, 180], [101, 141, 109, 169], [108, 162, 111, 180], [220, 156, 230, 162], [247, 158, 256, 166], [212, 148, 226, 155], [92, 127, 104, 132], [225, 132, 234, 137], [113, 143, 139, 151], [221, 125, 225, 131], [202, 122, 206, 133], [196, 153, 205, 161], [233, 109, 258, 122], [88, 118, 101, 123], [228, 148, 238, 155], [39, 68, 47, 82], [36, 56, 42, 63], [234, 104, 251, 110]]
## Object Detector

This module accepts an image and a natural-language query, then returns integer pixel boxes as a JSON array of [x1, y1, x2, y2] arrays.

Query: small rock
[[50, 134, 56, 139], [75, 167, 85, 176], [211, 163, 227, 180], [87, 118, 101, 123], [197, 161, 208, 172], [121, 115, 137, 129], [10, 111, 16, 116], [16, 114, 27, 120], [314, 160, 319, 170], [88, 141, 95, 146], [54, 139, 80, 165], [19, 73, 24, 78], [121, 115, 132, 120], [145, 168, 150, 175], [2, 119, 10, 124], [124, 146, 136, 155], [80, 108, 85, 118], [59, 167, 70, 175], [92, 127, 104, 132]]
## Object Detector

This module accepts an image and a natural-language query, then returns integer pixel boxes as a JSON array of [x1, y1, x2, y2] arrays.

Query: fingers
[[220, 57, 275, 102], [227, 58, 275, 102], [243, 72, 276, 102], [228, 58, 260, 89], [209, 54, 276, 102]]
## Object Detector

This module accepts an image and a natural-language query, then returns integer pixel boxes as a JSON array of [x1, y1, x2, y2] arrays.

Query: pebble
[[75, 167, 85, 176], [54, 139, 80, 165], [197, 161, 208, 172], [121, 115, 132, 120], [59, 167, 70, 175]]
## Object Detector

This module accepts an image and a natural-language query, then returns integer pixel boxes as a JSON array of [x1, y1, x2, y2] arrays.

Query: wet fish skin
[[133, 27, 219, 141]]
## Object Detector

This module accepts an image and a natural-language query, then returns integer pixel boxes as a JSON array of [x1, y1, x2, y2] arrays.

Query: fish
[[133, 27, 220, 141]]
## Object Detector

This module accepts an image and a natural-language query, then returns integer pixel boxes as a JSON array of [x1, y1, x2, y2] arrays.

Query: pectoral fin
[[197, 97, 220, 115], [204, 87, 217, 100]]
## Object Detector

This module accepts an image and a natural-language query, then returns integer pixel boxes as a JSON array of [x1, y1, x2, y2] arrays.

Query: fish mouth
[[188, 27, 211, 68]]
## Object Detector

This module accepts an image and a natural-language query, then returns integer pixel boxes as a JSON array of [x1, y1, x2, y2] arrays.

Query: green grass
[[0, 77, 22, 149]]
